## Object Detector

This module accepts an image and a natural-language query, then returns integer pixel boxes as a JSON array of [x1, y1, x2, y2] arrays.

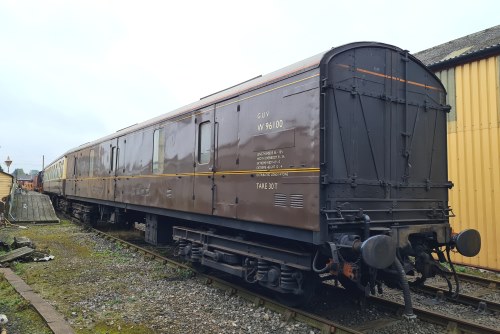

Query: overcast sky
[[0, 0, 498, 173]]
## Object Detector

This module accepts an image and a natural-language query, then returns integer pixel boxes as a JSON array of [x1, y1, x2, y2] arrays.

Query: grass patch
[[0, 221, 187, 333], [440, 261, 493, 276], [0, 275, 52, 334]]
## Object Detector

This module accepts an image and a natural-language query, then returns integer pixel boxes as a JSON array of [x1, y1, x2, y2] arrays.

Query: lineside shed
[[0, 171, 13, 199], [415, 25, 500, 271], [0, 171, 14, 214]]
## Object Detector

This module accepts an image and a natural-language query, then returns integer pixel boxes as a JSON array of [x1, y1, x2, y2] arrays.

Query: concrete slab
[[0, 268, 75, 334], [0, 246, 34, 263], [10, 191, 59, 224]]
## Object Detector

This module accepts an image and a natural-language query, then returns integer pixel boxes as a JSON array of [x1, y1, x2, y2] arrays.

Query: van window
[[198, 122, 211, 164], [153, 128, 165, 174], [89, 149, 95, 177], [111, 147, 116, 171]]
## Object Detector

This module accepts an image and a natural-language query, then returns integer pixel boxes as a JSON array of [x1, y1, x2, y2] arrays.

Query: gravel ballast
[[1, 221, 499, 334]]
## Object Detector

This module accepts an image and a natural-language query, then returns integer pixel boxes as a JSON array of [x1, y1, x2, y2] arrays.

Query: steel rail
[[412, 284, 500, 314], [92, 229, 361, 334], [368, 296, 500, 334], [456, 272, 500, 291]]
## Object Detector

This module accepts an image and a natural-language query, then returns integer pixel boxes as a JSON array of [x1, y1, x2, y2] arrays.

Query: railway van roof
[[64, 51, 325, 155], [62, 41, 429, 157]]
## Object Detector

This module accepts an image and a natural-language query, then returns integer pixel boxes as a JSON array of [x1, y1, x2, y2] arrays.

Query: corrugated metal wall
[[0, 173, 13, 200], [437, 56, 500, 270]]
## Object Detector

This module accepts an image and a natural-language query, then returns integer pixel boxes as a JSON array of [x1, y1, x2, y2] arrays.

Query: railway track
[[368, 296, 499, 334], [92, 227, 500, 334], [412, 283, 500, 314], [93, 229, 361, 334], [457, 272, 500, 291]]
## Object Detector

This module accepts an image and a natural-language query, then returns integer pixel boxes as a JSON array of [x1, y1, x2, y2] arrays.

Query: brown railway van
[[44, 42, 481, 307]]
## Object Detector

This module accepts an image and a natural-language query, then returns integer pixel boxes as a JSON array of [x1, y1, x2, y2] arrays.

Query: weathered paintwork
[[59, 65, 322, 234], [41, 43, 486, 304], [46, 42, 456, 248], [320, 44, 450, 227], [43, 156, 66, 196]]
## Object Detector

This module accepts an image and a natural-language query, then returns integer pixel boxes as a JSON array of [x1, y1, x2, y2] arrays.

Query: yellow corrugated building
[[0, 171, 14, 202], [416, 25, 500, 271]]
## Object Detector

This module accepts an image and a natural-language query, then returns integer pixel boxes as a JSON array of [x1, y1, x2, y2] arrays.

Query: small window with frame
[[153, 128, 165, 174], [89, 149, 95, 177], [110, 146, 116, 172], [198, 121, 211, 164]]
